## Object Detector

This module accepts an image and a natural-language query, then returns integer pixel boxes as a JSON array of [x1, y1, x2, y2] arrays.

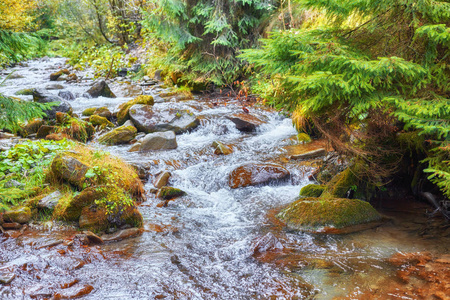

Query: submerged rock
[[251, 232, 283, 255], [277, 197, 382, 233], [228, 163, 290, 189], [0, 272, 15, 284], [140, 131, 177, 151], [226, 113, 264, 132], [53, 284, 94, 299], [101, 228, 142, 242], [86, 80, 116, 98], [98, 125, 137, 145], [45, 84, 64, 90]]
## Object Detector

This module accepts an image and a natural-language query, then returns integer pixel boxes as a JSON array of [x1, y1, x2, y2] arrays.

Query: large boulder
[[98, 125, 137, 145], [160, 110, 200, 134], [226, 113, 265, 132], [51, 153, 89, 189], [86, 80, 116, 98], [117, 95, 154, 125], [129, 107, 199, 134], [300, 184, 326, 197], [140, 131, 177, 151], [277, 197, 382, 233], [228, 163, 290, 189], [32, 89, 72, 120], [128, 104, 156, 133]]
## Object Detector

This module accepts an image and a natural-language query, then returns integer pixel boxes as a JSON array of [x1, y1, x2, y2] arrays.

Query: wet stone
[[101, 228, 142, 242], [140, 131, 177, 151], [0, 272, 15, 284], [226, 113, 264, 132], [290, 148, 327, 160], [53, 284, 94, 299], [86, 80, 116, 98], [153, 171, 171, 189], [58, 90, 76, 101], [3, 206, 31, 224], [252, 232, 283, 255], [228, 163, 290, 189], [1, 222, 22, 230]]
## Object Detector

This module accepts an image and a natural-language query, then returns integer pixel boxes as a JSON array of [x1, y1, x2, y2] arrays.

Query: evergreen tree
[[241, 0, 450, 196], [141, 0, 276, 86]]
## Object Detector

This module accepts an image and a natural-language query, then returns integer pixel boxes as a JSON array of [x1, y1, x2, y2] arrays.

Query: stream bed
[[0, 58, 449, 299]]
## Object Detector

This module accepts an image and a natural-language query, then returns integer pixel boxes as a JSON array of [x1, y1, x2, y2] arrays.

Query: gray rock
[[162, 111, 200, 134], [38, 191, 62, 210], [101, 228, 141, 242], [58, 90, 76, 101], [86, 80, 116, 98], [129, 104, 157, 133], [140, 131, 177, 151], [32, 89, 72, 120], [130, 64, 141, 73], [4, 179, 24, 188], [56, 74, 68, 81], [45, 84, 64, 90]]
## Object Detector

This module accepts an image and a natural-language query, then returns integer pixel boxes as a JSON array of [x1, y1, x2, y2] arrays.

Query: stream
[[0, 58, 449, 299]]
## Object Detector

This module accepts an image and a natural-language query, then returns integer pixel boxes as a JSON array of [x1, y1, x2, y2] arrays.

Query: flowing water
[[0, 58, 449, 299]]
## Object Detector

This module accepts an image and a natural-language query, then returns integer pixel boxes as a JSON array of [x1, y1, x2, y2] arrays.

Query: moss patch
[[300, 184, 326, 197], [277, 197, 382, 231], [98, 125, 137, 145], [89, 115, 114, 129]]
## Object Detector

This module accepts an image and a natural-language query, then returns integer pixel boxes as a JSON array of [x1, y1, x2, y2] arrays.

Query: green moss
[[277, 197, 382, 231], [300, 184, 326, 197], [396, 131, 426, 154], [15, 88, 35, 96], [82, 107, 96, 116], [98, 125, 137, 145], [326, 168, 357, 198], [89, 115, 114, 129], [157, 186, 186, 200], [297, 133, 312, 143], [117, 95, 154, 125], [3, 206, 32, 224]]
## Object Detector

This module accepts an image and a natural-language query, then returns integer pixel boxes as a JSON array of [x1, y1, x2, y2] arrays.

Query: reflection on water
[[0, 58, 449, 299]]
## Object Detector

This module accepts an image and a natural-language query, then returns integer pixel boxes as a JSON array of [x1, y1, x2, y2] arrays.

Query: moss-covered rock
[[277, 197, 382, 233], [157, 186, 186, 200], [98, 125, 137, 145], [297, 133, 312, 143], [300, 184, 326, 197], [52, 112, 95, 142], [51, 153, 89, 189], [89, 115, 114, 129], [15, 88, 35, 96], [93, 107, 112, 120], [50, 69, 70, 81], [117, 95, 154, 125], [82, 107, 96, 116], [3, 206, 32, 224], [54, 187, 103, 221], [20, 118, 45, 137]]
